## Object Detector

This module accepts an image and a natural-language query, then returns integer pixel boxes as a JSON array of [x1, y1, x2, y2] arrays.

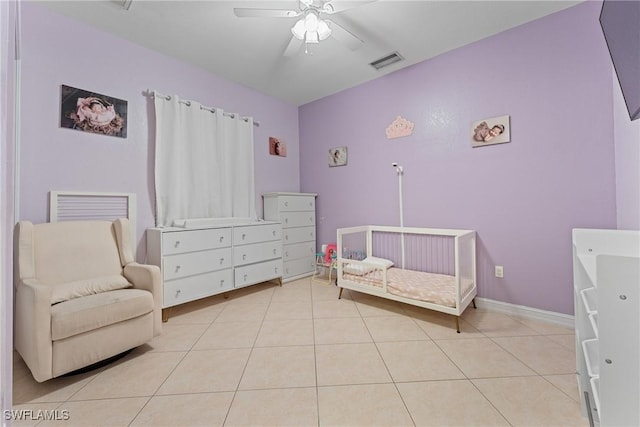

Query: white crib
[[336, 225, 477, 332]]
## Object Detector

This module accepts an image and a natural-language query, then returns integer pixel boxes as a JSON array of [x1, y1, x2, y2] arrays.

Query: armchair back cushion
[[26, 221, 124, 285]]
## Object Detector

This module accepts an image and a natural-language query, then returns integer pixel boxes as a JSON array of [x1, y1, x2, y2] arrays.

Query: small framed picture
[[471, 115, 510, 147], [328, 147, 347, 167], [269, 137, 287, 157]]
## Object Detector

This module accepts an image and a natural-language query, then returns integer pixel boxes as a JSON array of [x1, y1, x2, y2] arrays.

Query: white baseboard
[[475, 297, 575, 329]]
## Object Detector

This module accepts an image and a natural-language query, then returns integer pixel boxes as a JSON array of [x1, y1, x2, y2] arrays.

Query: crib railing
[[337, 226, 473, 273]]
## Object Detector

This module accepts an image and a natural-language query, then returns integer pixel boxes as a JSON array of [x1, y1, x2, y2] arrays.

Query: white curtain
[[154, 94, 255, 226]]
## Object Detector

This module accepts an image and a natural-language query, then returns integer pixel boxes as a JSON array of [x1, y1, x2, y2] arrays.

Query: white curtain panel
[[154, 95, 255, 226]]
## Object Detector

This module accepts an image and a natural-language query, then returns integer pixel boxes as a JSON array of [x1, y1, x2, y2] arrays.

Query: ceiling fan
[[233, 0, 374, 56]]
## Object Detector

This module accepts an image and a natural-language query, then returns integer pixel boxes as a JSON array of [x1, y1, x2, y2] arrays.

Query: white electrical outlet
[[495, 265, 504, 278]]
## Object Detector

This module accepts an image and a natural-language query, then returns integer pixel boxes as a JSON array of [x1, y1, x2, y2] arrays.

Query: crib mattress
[[342, 267, 473, 308]]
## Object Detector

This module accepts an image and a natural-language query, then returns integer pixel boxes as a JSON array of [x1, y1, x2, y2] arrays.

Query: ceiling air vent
[[369, 52, 404, 71]]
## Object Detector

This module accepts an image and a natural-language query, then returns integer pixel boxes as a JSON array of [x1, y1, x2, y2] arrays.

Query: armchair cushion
[[51, 288, 154, 341], [50, 275, 132, 304]]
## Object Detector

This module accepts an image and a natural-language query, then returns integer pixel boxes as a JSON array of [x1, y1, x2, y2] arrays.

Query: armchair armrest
[[123, 263, 162, 336], [14, 279, 53, 382]]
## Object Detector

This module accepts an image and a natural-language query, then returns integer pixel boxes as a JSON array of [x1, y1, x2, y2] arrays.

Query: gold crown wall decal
[[386, 116, 414, 139]]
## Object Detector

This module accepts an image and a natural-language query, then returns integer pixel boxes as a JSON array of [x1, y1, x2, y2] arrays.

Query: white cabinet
[[572, 229, 639, 427], [263, 192, 317, 282], [147, 221, 282, 320]]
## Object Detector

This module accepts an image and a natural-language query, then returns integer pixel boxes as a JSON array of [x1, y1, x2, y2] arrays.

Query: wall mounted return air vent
[[370, 52, 404, 70]]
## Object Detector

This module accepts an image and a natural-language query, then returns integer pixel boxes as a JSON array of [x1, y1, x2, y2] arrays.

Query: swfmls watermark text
[[4, 409, 70, 421]]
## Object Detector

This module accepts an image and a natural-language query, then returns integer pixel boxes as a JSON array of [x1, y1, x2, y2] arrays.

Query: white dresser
[[572, 229, 639, 427], [263, 192, 317, 282], [147, 220, 282, 320]]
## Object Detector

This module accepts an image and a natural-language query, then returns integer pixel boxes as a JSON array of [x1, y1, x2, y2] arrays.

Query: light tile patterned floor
[[13, 279, 589, 427]]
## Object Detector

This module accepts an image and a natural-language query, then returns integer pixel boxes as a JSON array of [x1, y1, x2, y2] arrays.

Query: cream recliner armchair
[[14, 218, 162, 382]]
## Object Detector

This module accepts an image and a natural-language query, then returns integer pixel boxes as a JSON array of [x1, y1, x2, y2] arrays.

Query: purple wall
[[299, 1, 617, 315], [613, 69, 640, 230], [19, 2, 300, 260]]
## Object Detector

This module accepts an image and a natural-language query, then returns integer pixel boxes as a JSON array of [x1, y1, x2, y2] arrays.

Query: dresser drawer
[[234, 259, 283, 288], [164, 269, 234, 307], [234, 241, 282, 266], [283, 226, 315, 245], [162, 228, 231, 255], [234, 223, 281, 246], [281, 211, 315, 228], [284, 256, 316, 279], [283, 241, 316, 261], [163, 247, 232, 280], [277, 195, 315, 212]]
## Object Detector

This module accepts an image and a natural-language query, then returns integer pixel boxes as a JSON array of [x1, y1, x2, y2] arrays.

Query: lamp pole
[[392, 163, 405, 269]]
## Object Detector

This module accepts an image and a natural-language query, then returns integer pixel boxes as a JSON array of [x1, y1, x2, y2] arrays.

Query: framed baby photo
[[328, 147, 347, 167], [471, 115, 510, 147], [60, 85, 127, 138]]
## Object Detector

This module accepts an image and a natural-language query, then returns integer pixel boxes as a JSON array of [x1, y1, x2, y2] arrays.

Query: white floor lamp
[[392, 163, 405, 269]]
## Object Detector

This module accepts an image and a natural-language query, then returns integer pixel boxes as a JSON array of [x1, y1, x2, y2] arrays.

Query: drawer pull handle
[[273, 249, 277, 254], [272, 230, 276, 236], [242, 233, 246, 240], [309, 217, 313, 222], [285, 251, 289, 257], [244, 274, 248, 281], [284, 201, 288, 207], [220, 236, 224, 242], [174, 241, 180, 248], [220, 279, 225, 286], [175, 265, 181, 272], [220, 257, 225, 264], [285, 235, 289, 241], [175, 289, 181, 297], [285, 218, 288, 224], [242, 254, 247, 260], [275, 267, 279, 274]]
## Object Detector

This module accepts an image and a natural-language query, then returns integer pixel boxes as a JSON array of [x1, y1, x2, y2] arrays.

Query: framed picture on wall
[[269, 137, 287, 157], [328, 147, 347, 167], [471, 115, 510, 147], [60, 85, 127, 138]]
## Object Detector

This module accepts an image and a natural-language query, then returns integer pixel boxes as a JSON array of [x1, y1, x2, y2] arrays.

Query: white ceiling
[[41, 0, 581, 106]]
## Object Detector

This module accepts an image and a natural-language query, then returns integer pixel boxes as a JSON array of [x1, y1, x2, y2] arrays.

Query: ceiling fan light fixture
[[292, 18, 306, 39], [305, 31, 319, 43], [317, 20, 331, 40], [304, 12, 319, 32], [291, 10, 331, 44]]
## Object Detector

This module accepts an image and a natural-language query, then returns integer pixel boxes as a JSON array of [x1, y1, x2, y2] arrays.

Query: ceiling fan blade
[[233, 8, 300, 18], [322, 0, 377, 14], [326, 19, 363, 50], [283, 36, 303, 57]]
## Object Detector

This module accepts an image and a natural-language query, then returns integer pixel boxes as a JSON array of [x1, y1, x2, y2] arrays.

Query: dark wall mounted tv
[[600, 0, 640, 121]]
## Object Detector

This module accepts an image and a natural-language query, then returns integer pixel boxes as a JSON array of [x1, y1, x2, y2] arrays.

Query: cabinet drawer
[[277, 195, 315, 212], [283, 241, 316, 261], [234, 259, 283, 288], [283, 226, 315, 245], [234, 223, 281, 246], [163, 247, 232, 280], [281, 211, 315, 228], [163, 269, 234, 307], [284, 256, 316, 279], [234, 241, 282, 266], [162, 228, 231, 255]]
